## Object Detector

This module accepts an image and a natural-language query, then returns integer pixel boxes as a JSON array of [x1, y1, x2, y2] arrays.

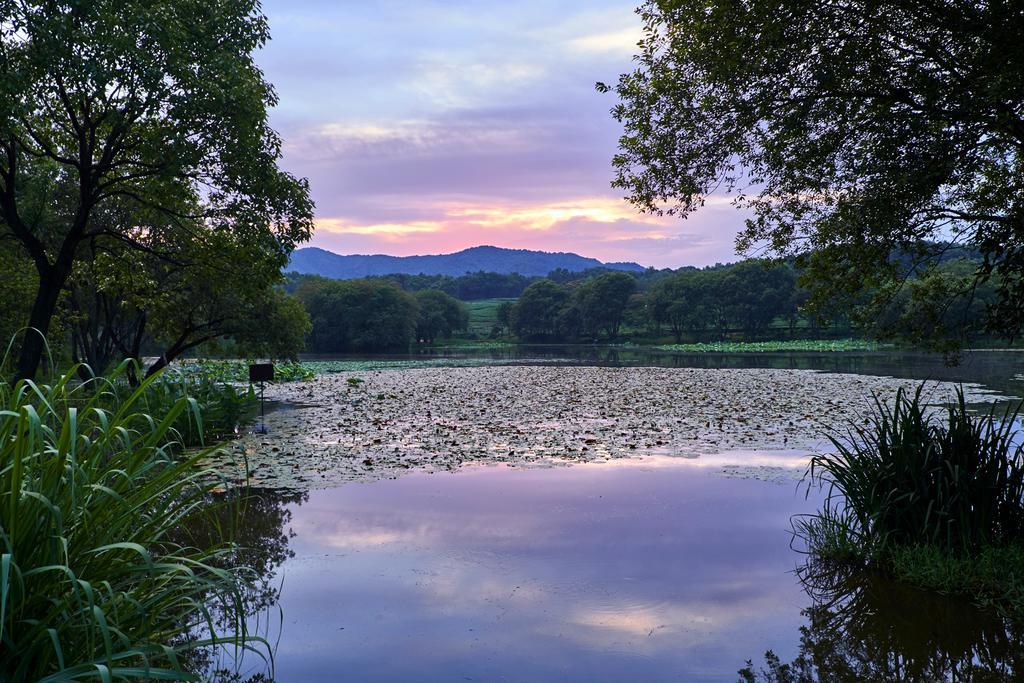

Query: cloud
[[306, 197, 739, 267], [412, 57, 548, 109], [567, 27, 644, 56], [259, 0, 747, 268]]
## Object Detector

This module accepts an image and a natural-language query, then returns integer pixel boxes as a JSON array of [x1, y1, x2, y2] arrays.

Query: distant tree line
[[293, 276, 468, 352], [283, 251, 1006, 350], [508, 262, 808, 342], [510, 272, 638, 340], [645, 261, 803, 342], [285, 267, 667, 301], [518, 258, 1002, 345]]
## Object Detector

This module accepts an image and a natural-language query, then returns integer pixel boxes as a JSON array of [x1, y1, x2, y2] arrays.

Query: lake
[[218, 348, 1024, 682]]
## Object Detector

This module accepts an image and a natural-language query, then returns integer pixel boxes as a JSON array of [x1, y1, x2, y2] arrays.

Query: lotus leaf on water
[[654, 339, 884, 353], [202, 366, 1004, 491]]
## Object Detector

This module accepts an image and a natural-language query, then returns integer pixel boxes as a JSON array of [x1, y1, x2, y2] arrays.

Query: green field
[[463, 298, 516, 336]]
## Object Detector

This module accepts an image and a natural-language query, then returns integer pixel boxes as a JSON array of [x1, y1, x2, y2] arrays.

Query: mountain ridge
[[287, 245, 647, 279]]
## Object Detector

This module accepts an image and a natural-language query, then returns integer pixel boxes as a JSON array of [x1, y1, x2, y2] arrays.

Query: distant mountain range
[[287, 246, 646, 279]]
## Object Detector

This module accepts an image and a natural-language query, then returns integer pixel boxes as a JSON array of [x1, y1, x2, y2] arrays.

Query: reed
[[804, 385, 1024, 556], [0, 361, 265, 681]]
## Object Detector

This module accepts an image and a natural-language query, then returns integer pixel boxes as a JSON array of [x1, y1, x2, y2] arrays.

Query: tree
[[510, 279, 569, 340], [602, 0, 1024, 344], [0, 243, 41, 364], [649, 269, 717, 341], [573, 271, 637, 338], [495, 301, 514, 336], [870, 259, 996, 351], [719, 261, 797, 336], [228, 289, 311, 362], [64, 213, 310, 379], [295, 278, 419, 352], [414, 290, 468, 343], [0, 0, 313, 379]]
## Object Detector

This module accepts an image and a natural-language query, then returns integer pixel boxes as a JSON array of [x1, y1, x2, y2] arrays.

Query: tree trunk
[[144, 332, 214, 379], [15, 269, 66, 381]]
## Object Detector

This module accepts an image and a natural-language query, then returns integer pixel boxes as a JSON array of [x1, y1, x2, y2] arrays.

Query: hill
[[287, 246, 646, 279]]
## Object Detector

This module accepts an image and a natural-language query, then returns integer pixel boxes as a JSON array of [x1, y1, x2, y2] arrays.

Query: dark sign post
[[249, 363, 275, 434]]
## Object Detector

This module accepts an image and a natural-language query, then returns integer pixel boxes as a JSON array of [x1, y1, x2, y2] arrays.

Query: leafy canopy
[[0, 0, 313, 377], [414, 289, 468, 343], [603, 0, 1024, 341], [295, 278, 420, 352]]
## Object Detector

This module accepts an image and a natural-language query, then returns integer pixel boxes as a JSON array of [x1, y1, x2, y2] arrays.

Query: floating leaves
[[654, 339, 885, 353], [204, 367, 1002, 491]]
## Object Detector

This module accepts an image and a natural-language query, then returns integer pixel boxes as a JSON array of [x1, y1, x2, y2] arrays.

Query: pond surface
[[232, 460, 815, 681], [222, 349, 1024, 681], [301, 345, 1024, 397]]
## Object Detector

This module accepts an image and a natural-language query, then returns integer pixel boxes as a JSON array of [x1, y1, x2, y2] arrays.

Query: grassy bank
[[460, 298, 512, 336]]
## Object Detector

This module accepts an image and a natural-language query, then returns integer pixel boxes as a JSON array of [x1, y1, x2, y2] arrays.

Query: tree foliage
[[603, 0, 1024, 345], [0, 0, 313, 378], [64, 211, 310, 378], [231, 288, 312, 361], [414, 289, 468, 343], [296, 278, 419, 352], [510, 279, 571, 340], [570, 271, 637, 338]]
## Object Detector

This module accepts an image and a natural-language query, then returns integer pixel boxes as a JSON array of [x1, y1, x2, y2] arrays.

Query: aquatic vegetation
[[180, 359, 316, 383], [207, 366, 1000, 490], [299, 358, 513, 374], [799, 385, 1024, 614], [655, 339, 884, 353], [887, 543, 1024, 614], [135, 372, 258, 447], [805, 386, 1024, 554], [0, 363, 267, 680]]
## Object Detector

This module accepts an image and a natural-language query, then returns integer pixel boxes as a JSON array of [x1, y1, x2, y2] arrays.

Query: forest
[[277, 252, 999, 352]]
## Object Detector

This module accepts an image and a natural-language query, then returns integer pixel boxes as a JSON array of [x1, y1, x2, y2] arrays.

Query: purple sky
[[257, 0, 746, 268]]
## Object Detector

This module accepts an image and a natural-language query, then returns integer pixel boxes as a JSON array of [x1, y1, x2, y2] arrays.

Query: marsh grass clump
[[182, 359, 315, 384], [806, 386, 1024, 554], [138, 372, 258, 447], [799, 385, 1024, 611], [0, 362, 267, 680]]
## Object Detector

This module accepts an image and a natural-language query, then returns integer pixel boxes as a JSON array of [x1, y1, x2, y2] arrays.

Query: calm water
[[223, 349, 1024, 681]]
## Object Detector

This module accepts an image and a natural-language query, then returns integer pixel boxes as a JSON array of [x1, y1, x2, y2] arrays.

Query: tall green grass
[[803, 386, 1024, 556], [177, 360, 314, 385], [0, 362, 266, 681], [136, 372, 257, 447]]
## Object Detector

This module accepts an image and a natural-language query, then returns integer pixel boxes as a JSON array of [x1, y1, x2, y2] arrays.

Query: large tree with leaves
[[0, 0, 313, 379], [602, 0, 1024, 343], [68, 219, 313, 380]]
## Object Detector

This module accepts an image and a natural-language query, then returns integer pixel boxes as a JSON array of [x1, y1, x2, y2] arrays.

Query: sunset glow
[[259, 1, 747, 267]]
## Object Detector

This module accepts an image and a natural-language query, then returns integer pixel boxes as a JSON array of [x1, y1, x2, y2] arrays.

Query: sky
[[257, 0, 746, 269]]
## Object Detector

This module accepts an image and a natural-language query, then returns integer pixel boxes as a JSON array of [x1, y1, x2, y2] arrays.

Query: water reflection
[[252, 463, 821, 681], [177, 488, 307, 681], [741, 562, 1024, 681], [203, 464, 1024, 682]]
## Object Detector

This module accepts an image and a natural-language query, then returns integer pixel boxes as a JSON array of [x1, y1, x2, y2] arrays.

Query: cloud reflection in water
[[264, 462, 818, 681]]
